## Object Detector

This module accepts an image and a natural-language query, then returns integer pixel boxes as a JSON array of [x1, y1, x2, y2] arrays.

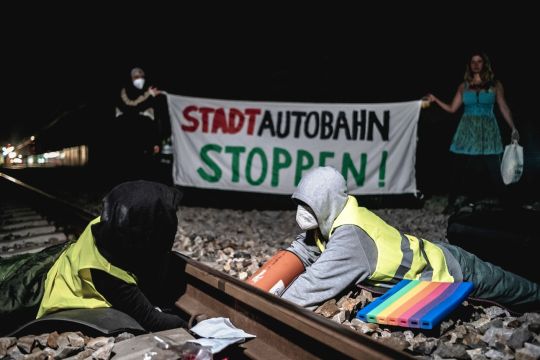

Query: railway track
[[171, 251, 412, 359], [0, 172, 412, 359], [0, 172, 95, 258]]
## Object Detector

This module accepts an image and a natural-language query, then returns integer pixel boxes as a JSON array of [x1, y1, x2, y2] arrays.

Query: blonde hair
[[464, 52, 495, 87]]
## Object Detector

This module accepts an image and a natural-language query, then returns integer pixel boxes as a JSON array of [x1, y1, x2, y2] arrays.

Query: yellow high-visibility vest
[[37, 217, 137, 318], [317, 196, 453, 283]]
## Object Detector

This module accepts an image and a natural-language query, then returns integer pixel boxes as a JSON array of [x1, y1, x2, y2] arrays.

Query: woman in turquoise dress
[[427, 52, 519, 212]]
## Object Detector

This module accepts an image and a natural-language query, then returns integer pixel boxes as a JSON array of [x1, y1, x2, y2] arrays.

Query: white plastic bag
[[500, 141, 524, 185]]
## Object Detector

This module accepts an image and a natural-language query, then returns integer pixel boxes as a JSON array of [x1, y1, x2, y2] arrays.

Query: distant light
[[2, 146, 14, 156], [8, 151, 17, 159], [43, 151, 60, 159], [30, 136, 35, 141]]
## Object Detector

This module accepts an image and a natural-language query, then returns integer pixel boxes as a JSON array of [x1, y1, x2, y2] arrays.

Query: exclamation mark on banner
[[379, 151, 388, 188]]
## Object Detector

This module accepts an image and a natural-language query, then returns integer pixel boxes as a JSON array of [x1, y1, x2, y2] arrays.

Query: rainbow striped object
[[356, 280, 473, 329]]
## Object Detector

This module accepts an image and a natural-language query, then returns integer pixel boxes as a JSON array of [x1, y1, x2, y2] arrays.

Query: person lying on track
[[281, 166, 540, 312]]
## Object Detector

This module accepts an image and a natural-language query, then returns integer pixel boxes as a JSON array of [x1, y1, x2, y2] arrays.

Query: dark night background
[[3, 9, 539, 198]]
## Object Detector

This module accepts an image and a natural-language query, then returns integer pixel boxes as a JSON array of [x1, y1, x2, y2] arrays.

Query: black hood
[[91, 180, 183, 277]]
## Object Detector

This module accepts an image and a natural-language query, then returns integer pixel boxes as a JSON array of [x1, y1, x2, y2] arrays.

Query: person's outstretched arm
[[282, 225, 374, 310], [495, 81, 519, 141], [428, 83, 464, 113], [91, 269, 187, 331]]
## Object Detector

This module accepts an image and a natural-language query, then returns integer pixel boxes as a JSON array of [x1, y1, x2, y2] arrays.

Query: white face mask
[[296, 205, 318, 230], [133, 78, 145, 89]]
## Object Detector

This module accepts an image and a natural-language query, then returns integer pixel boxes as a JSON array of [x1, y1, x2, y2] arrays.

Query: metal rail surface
[[172, 252, 413, 360], [0, 172, 95, 234]]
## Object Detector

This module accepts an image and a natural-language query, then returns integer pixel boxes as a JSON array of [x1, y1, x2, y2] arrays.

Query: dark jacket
[[117, 81, 156, 117]]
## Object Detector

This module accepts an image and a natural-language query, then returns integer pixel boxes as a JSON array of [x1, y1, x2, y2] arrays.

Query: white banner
[[167, 94, 421, 195]]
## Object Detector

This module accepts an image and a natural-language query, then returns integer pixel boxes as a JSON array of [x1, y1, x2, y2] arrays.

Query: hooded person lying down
[[36, 180, 188, 331], [281, 167, 540, 311]]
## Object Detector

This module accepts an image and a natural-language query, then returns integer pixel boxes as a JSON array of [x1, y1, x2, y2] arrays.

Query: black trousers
[[448, 153, 504, 204]]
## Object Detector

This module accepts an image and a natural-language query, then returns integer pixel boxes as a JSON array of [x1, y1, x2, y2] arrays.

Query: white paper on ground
[[190, 317, 256, 339], [188, 317, 256, 354]]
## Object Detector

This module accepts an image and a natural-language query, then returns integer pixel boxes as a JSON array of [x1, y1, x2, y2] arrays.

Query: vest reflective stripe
[[315, 237, 326, 252], [393, 233, 414, 279], [328, 196, 453, 283], [37, 217, 137, 318], [420, 238, 454, 281]]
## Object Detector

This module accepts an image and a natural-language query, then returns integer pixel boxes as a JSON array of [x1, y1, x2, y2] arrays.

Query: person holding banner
[[426, 52, 519, 213], [114, 67, 167, 178], [116, 67, 162, 149], [280, 166, 539, 311]]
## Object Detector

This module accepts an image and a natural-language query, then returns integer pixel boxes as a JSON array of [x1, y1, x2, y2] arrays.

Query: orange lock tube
[[246, 250, 305, 296]]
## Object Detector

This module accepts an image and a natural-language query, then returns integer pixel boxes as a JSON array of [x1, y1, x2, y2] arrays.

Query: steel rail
[[0, 171, 95, 234], [173, 253, 413, 360]]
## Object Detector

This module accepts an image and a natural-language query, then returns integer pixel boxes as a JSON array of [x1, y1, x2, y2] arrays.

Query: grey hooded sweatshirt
[[281, 167, 540, 310]]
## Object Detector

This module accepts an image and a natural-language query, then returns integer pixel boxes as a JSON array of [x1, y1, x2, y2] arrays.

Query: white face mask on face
[[133, 78, 145, 90], [296, 205, 318, 230]]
